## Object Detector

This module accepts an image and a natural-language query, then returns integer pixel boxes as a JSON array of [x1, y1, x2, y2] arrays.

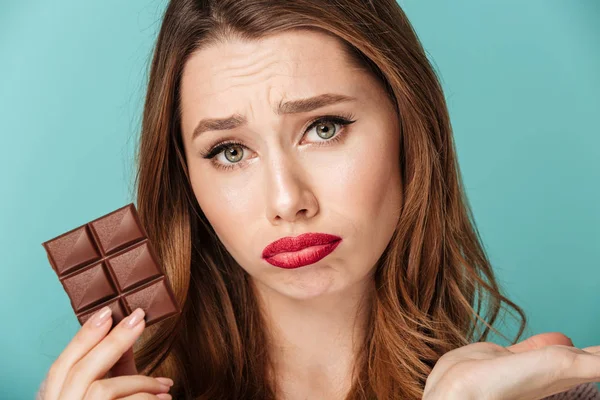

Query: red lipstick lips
[[262, 233, 342, 269]]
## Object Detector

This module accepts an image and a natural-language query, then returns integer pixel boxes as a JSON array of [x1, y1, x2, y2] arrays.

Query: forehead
[[179, 29, 368, 129]]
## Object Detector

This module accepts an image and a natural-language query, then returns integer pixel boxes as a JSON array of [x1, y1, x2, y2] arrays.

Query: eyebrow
[[191, 93, 357, 141]]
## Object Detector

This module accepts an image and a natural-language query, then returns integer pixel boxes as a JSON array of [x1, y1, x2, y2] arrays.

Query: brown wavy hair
[[129, 0, 528, 398]]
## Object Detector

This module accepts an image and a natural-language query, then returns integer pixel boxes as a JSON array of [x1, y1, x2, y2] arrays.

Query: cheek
[[324, 131, 401, 221], [188, 170, 258, 251]]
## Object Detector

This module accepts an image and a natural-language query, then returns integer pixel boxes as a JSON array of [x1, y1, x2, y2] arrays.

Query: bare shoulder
[[543, 383, 600, 399]]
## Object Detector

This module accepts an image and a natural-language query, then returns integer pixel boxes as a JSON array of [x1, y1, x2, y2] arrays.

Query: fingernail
[[125, 308, 145, 328], [156, 394, 172, 400], [156, 377, 174, 386], [91, 306, 112, 328]]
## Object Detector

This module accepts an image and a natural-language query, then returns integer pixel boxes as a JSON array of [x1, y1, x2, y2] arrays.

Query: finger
[[107, 346, 138, 378], [44, 306, 114, 400], [538, 346, 600, 391], [83, 375, 172, 400], [59, 308, 146, 399], [507, 332, 574, 353], [582, 345, 600, 354]]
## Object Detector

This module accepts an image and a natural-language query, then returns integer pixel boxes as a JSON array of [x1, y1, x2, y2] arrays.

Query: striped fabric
[[544, 383, 600, 399]]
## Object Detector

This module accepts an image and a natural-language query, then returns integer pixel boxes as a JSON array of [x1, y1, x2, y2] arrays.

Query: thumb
[[507, 332, 574, 353], [106, 346, 138, 378]]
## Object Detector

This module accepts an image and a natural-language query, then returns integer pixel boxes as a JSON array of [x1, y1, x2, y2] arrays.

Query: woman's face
[[179, 29, 402, 300]]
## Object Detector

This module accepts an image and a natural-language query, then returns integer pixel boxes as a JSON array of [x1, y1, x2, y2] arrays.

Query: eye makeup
[[198, 112, 357, 172]]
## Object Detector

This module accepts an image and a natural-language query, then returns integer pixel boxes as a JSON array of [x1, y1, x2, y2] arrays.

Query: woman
[[38, 0, 600, 399]]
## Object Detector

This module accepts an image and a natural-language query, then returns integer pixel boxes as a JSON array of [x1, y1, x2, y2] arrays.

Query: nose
[[264, 154, 319, 225]]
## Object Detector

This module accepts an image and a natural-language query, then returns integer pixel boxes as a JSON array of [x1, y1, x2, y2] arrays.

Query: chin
[[268, 264, 346, 300], [276, 284, 336, 300]]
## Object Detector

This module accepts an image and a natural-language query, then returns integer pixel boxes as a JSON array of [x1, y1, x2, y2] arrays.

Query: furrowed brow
[[191, 93, 356, 140]]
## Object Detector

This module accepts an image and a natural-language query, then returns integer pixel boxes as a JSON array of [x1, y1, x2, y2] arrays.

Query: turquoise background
[[1, 0, 598, 397]]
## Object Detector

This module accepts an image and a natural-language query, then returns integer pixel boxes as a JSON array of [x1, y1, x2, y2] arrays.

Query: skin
[[179, 29, 403, 399], [38, 24, 600, 400], [39, 307, 175, 400]]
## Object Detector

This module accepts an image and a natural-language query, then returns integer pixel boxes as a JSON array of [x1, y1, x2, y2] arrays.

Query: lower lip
[[264, 240, 342, 269]]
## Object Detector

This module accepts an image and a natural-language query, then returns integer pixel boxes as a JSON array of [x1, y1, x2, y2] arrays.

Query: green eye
[[201, 113, 357, 171], [224, 145, 244, 163], [315, 121, 337, 139]]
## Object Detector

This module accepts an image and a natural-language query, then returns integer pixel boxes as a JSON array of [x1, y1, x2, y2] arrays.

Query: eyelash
[[200, 112, 357, 171]]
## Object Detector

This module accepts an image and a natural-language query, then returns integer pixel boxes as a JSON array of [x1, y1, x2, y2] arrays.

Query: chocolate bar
[[42, 203, 180, 328]]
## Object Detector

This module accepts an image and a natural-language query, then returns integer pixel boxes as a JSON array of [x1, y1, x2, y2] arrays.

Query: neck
[[252, 273, 375, 399]]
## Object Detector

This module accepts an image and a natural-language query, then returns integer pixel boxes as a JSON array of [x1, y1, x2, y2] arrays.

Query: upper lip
[[262, 232, 342, 258]]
